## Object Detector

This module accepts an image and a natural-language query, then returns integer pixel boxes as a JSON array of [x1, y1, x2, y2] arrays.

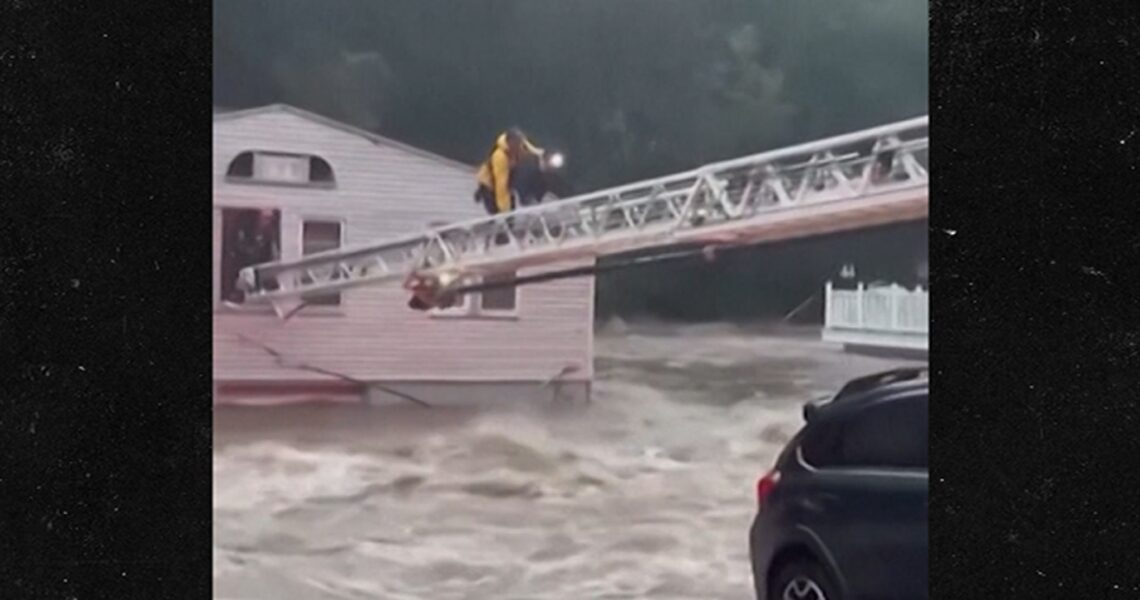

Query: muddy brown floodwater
[[214, 322, 923, 600]]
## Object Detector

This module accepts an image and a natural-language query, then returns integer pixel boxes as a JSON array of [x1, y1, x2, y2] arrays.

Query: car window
[[838, 394, 927, 470], [801, 393, 927, 470], [800, 421, 842, 467]]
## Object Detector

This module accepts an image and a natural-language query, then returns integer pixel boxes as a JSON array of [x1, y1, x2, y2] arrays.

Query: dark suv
[[749, 368, 928, 600]]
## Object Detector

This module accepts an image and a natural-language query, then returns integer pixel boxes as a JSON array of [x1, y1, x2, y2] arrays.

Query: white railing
[[824, 281, 928, 334]]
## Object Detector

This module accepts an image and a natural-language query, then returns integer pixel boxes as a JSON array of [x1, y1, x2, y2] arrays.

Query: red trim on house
[[216, 380, 362, 396]]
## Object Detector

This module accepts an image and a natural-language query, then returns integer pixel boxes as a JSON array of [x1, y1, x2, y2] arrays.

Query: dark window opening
[[226, 151, 254, 178], [480, 272, 518, 312], [310, 157, 335, 183], [220, 208, 281, 305], [301, 220, 343, 306]]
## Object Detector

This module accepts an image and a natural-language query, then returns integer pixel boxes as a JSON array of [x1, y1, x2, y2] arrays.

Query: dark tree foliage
[[214, 0, 928, 321]]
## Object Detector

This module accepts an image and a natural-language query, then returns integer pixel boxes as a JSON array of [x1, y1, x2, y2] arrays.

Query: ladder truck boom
[[237, 116, 928, 317]]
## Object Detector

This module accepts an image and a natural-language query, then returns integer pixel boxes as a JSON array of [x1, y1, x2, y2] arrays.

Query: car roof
[[804, 367, 927, 423]]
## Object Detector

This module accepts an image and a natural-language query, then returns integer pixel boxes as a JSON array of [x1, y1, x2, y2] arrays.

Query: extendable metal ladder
[[237, 116, 929, 316]]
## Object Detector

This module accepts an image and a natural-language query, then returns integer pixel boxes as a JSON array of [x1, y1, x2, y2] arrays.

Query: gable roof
[[213, 103, 475, 173]]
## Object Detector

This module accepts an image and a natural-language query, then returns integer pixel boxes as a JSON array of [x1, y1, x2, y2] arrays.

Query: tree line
[[214, 0, 928, 320]]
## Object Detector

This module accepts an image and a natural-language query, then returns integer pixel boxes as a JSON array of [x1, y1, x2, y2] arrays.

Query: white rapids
[[214, 322, 922, 600]]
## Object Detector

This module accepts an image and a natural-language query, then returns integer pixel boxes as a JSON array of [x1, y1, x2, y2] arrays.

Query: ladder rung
[[236, 116, 929, 309]]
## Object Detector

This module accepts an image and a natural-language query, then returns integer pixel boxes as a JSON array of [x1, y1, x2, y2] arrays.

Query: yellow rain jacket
[[476, 132, 544, 213]]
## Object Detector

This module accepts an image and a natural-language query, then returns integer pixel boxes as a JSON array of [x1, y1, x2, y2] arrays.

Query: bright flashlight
[[547, 152, 565, 169]]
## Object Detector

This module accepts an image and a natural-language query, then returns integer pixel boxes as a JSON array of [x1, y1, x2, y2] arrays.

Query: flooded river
[[214, 323, 923, 599]]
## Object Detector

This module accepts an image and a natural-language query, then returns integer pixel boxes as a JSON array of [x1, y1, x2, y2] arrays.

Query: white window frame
[[430, 273, 520, 321], [423, 218, 520, 320], [253, 151, 311, 184], [476, 272, 521, 316], [294, 215, 348, 317], [224, 150, 336, 189], [214, 206, 280, 315]]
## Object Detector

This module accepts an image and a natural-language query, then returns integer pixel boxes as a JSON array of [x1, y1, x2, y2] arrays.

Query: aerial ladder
[[237, 116, 928, 318]]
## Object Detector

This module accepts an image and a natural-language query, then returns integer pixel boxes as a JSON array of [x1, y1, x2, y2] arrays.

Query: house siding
[[213, 108, 594, 394]]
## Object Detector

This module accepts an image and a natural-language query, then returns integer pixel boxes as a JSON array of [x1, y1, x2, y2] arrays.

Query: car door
[[795, 393, 929, 599]]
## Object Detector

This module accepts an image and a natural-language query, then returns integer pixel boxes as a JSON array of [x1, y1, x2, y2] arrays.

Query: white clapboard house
[[212, 104, 594, 406]]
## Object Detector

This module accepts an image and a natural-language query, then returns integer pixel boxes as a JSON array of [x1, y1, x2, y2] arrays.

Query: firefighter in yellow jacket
[[475, 128, 545, 216]]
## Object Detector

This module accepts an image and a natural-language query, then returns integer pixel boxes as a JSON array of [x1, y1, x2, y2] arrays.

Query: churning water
[[214, 323, 922, 599]]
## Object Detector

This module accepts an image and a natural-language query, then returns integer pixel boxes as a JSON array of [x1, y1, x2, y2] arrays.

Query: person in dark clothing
[[871, 149, 896, 183], [509, 152, 550, 208], [223, 209, 279, 305], [238, 210, 279, 265]]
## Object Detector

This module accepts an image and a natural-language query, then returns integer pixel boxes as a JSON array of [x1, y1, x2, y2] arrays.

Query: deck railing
[[824, 281, 928, 334]]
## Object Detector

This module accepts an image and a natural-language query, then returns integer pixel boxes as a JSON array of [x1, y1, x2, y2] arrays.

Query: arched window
[[225, 151, 336, 187], [309, 156, 334, 183], [226, 151, 254, 178]]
